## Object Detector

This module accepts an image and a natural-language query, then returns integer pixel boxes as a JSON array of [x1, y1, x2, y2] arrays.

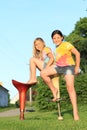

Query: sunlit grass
[[0, 104, 16, 112], [0, 104, 87, 130]]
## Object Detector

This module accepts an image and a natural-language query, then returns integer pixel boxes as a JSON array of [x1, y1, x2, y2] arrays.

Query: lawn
[[0, 105, 15, 112], [0, 104, 87, 130]]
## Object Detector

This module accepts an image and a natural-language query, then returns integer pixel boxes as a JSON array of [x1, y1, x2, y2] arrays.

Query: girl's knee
[[40, 71, 43, 77], [29, 57, 36, 63], [30, 57, 34, 62], [40, 71, 45, 78]]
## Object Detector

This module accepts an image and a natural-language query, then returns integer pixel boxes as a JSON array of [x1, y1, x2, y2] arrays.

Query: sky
[[0, 0, 87, 100]]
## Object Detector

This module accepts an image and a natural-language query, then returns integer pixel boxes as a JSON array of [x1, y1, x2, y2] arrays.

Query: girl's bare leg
[[64, 75, 79, 120], [40, 65, 58, 101], [28, 57, 44, 84]]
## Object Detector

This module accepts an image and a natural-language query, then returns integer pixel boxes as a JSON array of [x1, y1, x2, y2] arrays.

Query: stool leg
[[52, 76, 63, 120], [20, 110, 24, 120], [57, 101, 63, 120], [19, 91, 25, 120], [19, 89, 28, 120]]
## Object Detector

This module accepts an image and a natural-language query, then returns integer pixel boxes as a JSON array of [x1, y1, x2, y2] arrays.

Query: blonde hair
[[33, 37, 45, 59]]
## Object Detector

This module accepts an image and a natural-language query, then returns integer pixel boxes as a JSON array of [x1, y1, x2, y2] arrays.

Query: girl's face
[[52, 34, 63, 45], [34, 40, 44, 51]]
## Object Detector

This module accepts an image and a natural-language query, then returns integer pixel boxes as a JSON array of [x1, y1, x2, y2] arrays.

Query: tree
[[65, 17, 87, 72], [74, 17, 87, 38]]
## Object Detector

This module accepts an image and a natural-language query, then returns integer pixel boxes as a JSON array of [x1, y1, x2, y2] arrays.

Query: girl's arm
[[71, 47, 80, 74], [46, 52, 54, 68]]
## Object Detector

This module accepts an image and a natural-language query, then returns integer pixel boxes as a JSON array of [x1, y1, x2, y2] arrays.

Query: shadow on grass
[[25, 117, 41, 120], [53, 109, 73, 117]]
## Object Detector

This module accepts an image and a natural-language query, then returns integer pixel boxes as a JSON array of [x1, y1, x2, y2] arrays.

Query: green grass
[[0, 104, 16, 112], [0, 104, 87, 130]]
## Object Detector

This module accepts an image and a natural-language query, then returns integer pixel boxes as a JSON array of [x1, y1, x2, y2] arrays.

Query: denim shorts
[[43, 62, 47, 68], [54, 65, 75, 75]]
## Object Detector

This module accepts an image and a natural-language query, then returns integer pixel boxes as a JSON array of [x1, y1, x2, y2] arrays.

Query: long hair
[[33, 37, 45, 59]]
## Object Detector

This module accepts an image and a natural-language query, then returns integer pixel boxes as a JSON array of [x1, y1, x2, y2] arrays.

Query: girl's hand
[[75, 66, 80, 74]]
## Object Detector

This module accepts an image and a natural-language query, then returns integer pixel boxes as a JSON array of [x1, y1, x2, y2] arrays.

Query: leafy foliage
[[75, 73, 87, 104], [65, 17, 87, 72], [35, 76, 57, 111], [74, 17, 87, 38], [34, 73, 87, 111]]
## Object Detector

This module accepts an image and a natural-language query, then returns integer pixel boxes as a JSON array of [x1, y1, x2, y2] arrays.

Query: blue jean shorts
[[54, 65, 75, 75], [43, 62, 47, 68]]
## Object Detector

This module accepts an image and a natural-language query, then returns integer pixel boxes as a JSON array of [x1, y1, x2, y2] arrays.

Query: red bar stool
[[12, 79, 31, 120]]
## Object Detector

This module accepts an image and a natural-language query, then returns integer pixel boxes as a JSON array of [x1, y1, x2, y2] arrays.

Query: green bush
[[15, 100, 20, 108], [75, 73, 87, 104], [34, 73, 87, 111], [35, 77, 57, 111]]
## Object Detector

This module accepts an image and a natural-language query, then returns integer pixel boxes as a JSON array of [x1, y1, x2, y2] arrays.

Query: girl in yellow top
[[40, 30, 80, 120], [54, 42, 75, 66], [27, 37, 54, 85]]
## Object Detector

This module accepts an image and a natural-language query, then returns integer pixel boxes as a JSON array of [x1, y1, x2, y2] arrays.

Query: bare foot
[[52, 88, 58, 102], [74, 116, 80, 121], [73, 111, 80, 121], [27, 80, 37, 85], [52, 97, 57, 102]]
